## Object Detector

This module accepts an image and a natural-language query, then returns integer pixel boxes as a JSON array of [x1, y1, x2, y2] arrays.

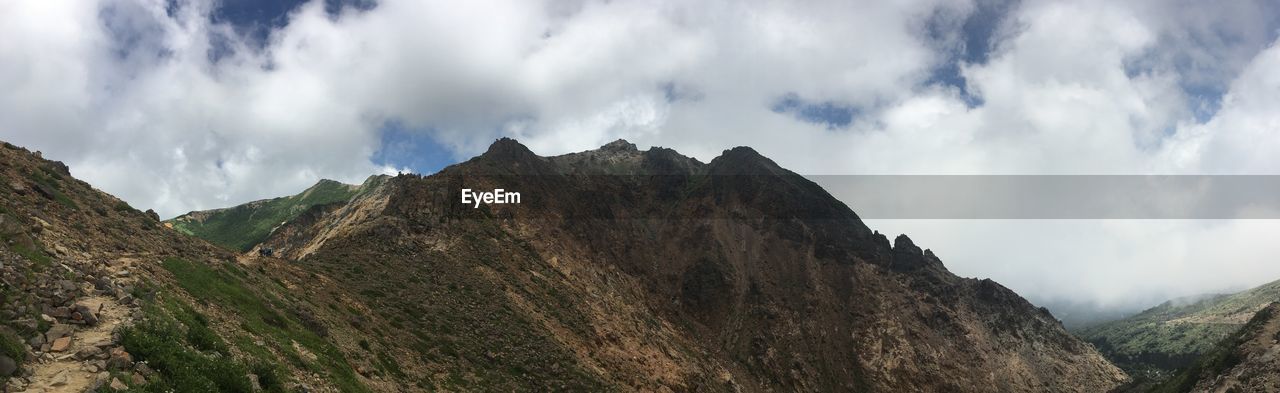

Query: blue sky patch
[[924, 0, 1019, 107], [206, 0, 376, 51], [371, 123, 457, 175], [771, 94, 858, 129]]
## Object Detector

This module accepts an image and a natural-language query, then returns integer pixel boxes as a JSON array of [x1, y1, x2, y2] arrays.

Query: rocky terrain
[[2, 137, 1132, 391], [1136, 303, 1280, 393], [1079, 279, 1280, 383], [249, 138, 1130, 391], [0, 141, 377, 392]]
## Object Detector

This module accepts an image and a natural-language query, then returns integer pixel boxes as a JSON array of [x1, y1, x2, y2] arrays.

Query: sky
[[4, 0, 1280, 316]]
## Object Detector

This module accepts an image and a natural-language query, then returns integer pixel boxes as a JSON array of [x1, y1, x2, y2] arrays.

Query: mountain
[[0, 140, 407, 391], [249, 138, 1126, 391], [166, 176, 387, 252], [1078, 279, 1280, 381], [1147, 302, 1280, 392], [1, 138, 1128, 391]]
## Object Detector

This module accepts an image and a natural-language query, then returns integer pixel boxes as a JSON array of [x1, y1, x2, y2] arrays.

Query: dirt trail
[[19, 296, 130, 393]]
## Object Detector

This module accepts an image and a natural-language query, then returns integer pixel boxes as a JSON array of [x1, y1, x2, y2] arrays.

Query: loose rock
[[50, 369, 69, 386], [75, 346, 102, 360], [73, 303, 98, 325], [49, 336, 71, 352], [107, 347, 132, 370]]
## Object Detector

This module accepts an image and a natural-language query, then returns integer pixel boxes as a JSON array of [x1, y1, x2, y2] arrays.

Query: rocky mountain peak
[[481, 137, 537, 160], [600, 139, 638, 152], [893, 234, 920, 253], [707, 146, 785, 176]]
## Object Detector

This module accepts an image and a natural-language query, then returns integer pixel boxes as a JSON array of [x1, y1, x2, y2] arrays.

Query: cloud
[[3, 0, 1280, 311]]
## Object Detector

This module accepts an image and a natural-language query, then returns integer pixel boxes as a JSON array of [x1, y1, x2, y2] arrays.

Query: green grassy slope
[[167, 176, 386, 252], [1077, 279, 1280, 380], [1146, 303, 1280, 393]]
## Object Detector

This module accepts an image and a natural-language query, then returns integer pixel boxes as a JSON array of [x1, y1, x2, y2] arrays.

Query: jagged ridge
[[249, 138, 1128, 392]]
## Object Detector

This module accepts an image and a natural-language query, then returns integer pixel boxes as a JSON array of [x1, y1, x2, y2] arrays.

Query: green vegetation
[[167, 177, 384, 251], [309, 224, 610, 391], [0, 214, 51, 271], [25, 169, 77, 210], [9, 241, 51, 270], [1079, 279, 1280, 379], [0, 329, 25, 370], [0, 330, 23, 386], [159, 257, 367, 392], [116, 302, 259, 392], [1147, 304, 1279, 393]]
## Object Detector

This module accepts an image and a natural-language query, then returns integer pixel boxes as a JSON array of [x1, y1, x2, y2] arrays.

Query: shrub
[[118, 316, 252, 392], [0, 329, 25, 362]]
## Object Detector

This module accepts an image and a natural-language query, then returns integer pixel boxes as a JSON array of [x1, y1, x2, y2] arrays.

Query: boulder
[[47, 307, 72, 319], [31, 183, 56, 201], [56, 280, 76, 292], [94, 276, 114, 291], [110, 377, 127, 390], [134, 362, 154, 377], [45, 324, 74, 342], [0, 355, 16, 376], [75, 346, 102, 360], [72, 303, 98, 325], [49, 336, 71, 352], [107, 347, 132, 369], [50, 369, 68, 386]]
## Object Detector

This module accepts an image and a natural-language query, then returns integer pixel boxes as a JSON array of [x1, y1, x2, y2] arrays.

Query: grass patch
[[170, 302, 230, 356], [160, 257, 367, 392], [7, 239, 51, 270], [0, 330, 20, 384], [117, 314, 252, 392], [376, 350, 406, 379], [0, 329, 25, 363], [165, 179, 370, 251], [26, 170, 77, 210]]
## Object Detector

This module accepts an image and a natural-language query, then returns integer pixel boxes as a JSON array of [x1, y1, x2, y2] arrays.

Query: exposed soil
[[21, 296, 130, 393]]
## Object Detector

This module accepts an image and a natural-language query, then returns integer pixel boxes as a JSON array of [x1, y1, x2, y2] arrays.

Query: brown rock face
[[257, 138, 1128, 392]]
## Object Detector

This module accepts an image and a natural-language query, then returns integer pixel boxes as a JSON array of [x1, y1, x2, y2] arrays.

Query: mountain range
[[3, 137, 1275, 392]]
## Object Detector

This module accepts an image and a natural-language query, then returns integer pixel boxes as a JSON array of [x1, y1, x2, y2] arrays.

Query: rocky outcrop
[[254, 138, 1129, 392]]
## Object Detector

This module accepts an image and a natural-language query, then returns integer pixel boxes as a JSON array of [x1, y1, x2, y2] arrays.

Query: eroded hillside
[[0, 141, 381, 392], [2, 137, 1132, 392], [250, 138, 1129, 391]]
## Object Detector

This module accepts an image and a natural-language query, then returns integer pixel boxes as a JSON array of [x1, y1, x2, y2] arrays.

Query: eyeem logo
[[461, 188, 521, 208]]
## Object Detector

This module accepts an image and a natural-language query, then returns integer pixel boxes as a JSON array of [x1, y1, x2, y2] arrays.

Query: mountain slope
[[1148, 302, 1280, 392], [0, 141, 387, 391], [167, 176, 387, 252], [1079, 279, 1280, 380], [248, 138, 1128, 391]]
